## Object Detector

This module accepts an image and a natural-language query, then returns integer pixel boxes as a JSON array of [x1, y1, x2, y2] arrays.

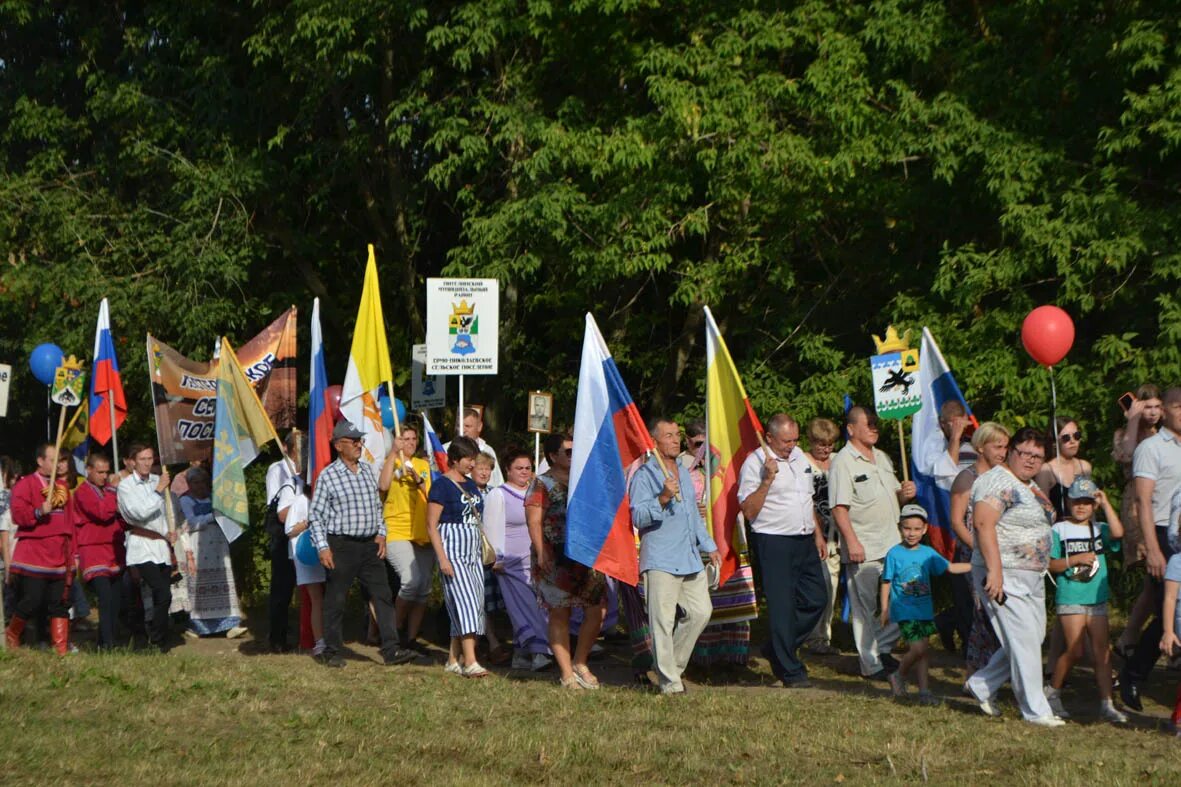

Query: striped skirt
[[439, 522, 486, 637]]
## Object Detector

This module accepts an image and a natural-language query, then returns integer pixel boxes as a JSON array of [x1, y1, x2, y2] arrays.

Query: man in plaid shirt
[[310, 420, 416, 668]]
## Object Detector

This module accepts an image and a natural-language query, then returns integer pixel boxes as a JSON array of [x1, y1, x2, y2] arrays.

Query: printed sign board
[[425, 279, 499, 375]]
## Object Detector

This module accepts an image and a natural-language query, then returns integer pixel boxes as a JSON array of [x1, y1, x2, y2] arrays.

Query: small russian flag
[[89, 298, 126, 447], [307, 298, 333, 488], [422, 412, 449, 479]]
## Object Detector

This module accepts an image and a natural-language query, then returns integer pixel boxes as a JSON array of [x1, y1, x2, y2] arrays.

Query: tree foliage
[[1, 0, 1179, 503]]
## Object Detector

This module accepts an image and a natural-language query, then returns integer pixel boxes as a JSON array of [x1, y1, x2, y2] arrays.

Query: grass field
[[2, 623, 1180, 786]]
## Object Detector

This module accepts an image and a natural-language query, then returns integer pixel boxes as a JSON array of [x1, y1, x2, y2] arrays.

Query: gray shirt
[[1133, 427, 1181, 529], [828, 443, 902, 562]]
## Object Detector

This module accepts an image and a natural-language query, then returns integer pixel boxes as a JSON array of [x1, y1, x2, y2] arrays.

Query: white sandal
[[462, 662, 489, 678]]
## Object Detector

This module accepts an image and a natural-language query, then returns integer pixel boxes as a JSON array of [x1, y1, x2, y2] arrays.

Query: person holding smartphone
[[964, 428, 1061, 725]]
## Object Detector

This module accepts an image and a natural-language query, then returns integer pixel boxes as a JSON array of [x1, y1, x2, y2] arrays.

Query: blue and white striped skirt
[[439, 521, 486, 637]]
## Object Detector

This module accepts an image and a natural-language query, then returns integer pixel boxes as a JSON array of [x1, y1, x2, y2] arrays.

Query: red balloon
[[1021, 306, 1075, 367], [326, 384, 344, 422]]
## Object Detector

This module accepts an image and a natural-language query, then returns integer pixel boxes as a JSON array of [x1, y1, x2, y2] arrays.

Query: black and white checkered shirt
[[308, 459, 384, 551]]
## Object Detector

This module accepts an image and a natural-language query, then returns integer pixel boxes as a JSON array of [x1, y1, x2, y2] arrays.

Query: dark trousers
[[88, 575, 121, 649], [322, 535, 400, 661], [1125, 527, 1177, 685], [754, 532, 827, 682], [133, 562, 173, 646], [14, 574, 69, 621], [935, 571, 974, 653], [268, 541, 297, 648]]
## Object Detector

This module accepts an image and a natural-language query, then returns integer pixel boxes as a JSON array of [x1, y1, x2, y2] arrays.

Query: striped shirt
[[308, 459, 384, 551]]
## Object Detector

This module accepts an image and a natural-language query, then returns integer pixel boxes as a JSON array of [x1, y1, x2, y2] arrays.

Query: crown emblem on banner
[[872, 326, 911, 354], [451, 300, 475, 316]]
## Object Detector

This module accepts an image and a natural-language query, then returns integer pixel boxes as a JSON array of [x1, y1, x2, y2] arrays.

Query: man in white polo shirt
[[829, 405, 916, 680], [1121, 386, 1181, 710], [738, 414, 827, 688]]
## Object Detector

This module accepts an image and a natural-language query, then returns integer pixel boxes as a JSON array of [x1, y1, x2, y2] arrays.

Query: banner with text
[[425, 279, 499, 375], [148, 308, 297, 464]]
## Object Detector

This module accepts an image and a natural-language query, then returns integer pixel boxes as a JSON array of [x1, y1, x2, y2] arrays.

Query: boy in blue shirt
[[1045, 477, 1127, 724], [880, 504, 971, 705]]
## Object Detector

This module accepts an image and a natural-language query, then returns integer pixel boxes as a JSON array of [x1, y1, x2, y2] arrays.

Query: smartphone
[[1118, 392, 1135, 412], [996, 591, 1007, 607]]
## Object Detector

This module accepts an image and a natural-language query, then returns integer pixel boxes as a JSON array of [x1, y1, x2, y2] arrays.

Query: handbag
[[480, 530, 497, 567]]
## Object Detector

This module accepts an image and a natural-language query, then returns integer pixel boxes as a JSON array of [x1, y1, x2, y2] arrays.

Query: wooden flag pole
[[385, 380, 410, 470], [897, 419, 910, 483], [47, 404, 69, 490], [651, 449, 682, 502]]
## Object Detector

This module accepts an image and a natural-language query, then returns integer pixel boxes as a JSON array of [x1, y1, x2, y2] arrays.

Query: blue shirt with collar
[[629, 455, 718, 576]]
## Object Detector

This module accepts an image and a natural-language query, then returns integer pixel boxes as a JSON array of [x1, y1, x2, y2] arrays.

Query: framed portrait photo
[[527, 391, 553, 434]]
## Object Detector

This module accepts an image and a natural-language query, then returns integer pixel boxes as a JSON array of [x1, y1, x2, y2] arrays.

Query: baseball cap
[[332, 420, 365, 441], [1066, 477, 1099, 501], [900, 503, 929, 522]]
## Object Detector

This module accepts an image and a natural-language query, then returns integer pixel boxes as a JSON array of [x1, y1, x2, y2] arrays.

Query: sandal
[[462, 662, 489, 678], [572, 664, 600, 690], [444, 660, 463, 675], [559, 675, 584, 690]]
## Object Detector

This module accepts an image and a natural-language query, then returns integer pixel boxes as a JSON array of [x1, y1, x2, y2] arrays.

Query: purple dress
[[493, 485, 551, 655]]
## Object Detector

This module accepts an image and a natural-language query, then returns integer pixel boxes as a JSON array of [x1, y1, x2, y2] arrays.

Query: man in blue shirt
[[630, 417, 719, 694]]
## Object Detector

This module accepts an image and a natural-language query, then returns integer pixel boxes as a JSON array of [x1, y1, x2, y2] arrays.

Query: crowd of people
[[3, 394, 1181, 733]]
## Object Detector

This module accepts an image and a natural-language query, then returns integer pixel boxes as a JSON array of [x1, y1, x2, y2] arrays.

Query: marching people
[[178, 467, 247, 639], [427, 436, 489, 677], [284, 485, 326, 657], [964, 427, 1061, 725], [264, 431, 306, 653], [117, 443, 175, 652], [71, 454, 125, 650], [378, 424, 434, 650], [1044, 478, 1127, 723], [6, 444, 74, 652], [829, 405, 916, 680], [308, 420, 417, 669], [738, 414, 827, 687], [803, 417, 841, 655], [630, 417, 719, 694], [447, 407, 504, 487], [471, 452, 510, 664], [526, 432, 606, 690]]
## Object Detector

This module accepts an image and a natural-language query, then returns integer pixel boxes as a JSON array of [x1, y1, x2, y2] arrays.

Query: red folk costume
[[72, 479, 125, 581], [9, 470, 73, 579]]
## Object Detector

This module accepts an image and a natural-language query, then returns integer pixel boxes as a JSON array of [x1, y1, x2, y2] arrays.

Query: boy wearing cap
[[879, 504, 972, 704], [1045, 477, 1127, 723]]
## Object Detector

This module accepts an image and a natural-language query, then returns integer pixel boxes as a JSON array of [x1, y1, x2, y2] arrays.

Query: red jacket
[[72, 480, 124, 547], [10, 472, 71, 540]]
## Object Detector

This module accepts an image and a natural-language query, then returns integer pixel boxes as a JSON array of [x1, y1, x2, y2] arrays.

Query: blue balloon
[[29, 343, 64, 386], [295, 530, 320, 567], [378, 391, 408, 430]]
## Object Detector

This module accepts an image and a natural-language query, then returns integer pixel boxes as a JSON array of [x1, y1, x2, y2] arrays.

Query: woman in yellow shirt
[[379, 424, 434, 649]]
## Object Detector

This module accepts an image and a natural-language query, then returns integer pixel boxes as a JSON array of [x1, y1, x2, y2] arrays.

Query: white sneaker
[[311, 639, 326, 657], [226, 626, 248, 640], [1028, 715, 1067, 728], [964, 682, 1002, 717], [1044, 686, 1071, 719], [444, 660, 463, 675], [531, 653, 553, 672], [1099, 701, 1128, 724], [511, 653, 532, 670]]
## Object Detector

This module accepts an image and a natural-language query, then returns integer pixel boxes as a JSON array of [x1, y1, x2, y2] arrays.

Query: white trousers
[[847, 559, 900, 675], [645, 569, 713, 693], [965, 565, 1053, 720], [808, 544, 842, 645]]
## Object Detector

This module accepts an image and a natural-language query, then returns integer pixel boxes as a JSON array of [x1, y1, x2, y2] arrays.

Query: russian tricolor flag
[[89, 298, 126, 447], [422, 412, 449, 479], [911, 327, 975, 557], [565, 314, 652, 586], [308, 298, 333, 487]]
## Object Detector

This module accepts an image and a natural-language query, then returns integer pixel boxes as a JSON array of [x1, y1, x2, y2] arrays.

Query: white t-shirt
[[266, 459, 304, 518], [737, 446, 816, 536]]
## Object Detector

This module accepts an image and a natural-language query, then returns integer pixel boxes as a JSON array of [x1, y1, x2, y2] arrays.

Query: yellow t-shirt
[[383, 456, 432, 544]]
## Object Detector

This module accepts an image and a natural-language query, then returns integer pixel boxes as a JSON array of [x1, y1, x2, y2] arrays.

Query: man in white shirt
[[117, 443, 174, 651], [916, 400, 977, 491], [738, 414, 827, 688], [446, 407, 503, 487]]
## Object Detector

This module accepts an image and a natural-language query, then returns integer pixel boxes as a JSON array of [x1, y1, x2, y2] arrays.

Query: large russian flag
[[89, 298, 126, 447], [307, 298, 333, 487], [704, 306, 764, 586], [911, 327, 975, 557], [422, 412, 449, 479], [565, 314, 652, 586]]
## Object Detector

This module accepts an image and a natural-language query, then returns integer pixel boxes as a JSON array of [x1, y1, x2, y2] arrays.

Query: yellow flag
[[346, 244, 393, 394]]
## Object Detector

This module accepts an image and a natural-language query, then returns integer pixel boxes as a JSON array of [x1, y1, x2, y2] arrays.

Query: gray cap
[[332, 420, 364, 441], [900, 503, 929, 522], [1067, 477, 1099, 501]]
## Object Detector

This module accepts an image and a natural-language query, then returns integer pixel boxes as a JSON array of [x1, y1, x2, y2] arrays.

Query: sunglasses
[[1059, 431, 1082, 443], [689, 438, 705, 449], [563, 448, 573, 457]]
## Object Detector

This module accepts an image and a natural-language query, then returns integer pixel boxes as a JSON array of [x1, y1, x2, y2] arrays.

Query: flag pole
[[897, 419, 910, 483], [457, 374, 465, 438]]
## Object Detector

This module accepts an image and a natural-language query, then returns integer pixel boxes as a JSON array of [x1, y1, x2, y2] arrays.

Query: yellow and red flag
[[704, 306, 764, 586]]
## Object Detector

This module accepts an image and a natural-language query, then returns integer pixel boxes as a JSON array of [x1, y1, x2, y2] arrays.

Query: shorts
[[1056, 602, 1108, 617], [898, 619, 937, 643], [385, 540, 436, 603]]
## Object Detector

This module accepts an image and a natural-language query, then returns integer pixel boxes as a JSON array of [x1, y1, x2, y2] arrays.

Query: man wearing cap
[[309, 420, 416, 668], [829, 405, 917, 679], [738, 413, 828, 688]]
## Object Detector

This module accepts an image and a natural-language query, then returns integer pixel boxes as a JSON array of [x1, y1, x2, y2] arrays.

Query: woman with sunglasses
[[1036, 416, 1093, 520], [964, 427, 1062, 725]]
